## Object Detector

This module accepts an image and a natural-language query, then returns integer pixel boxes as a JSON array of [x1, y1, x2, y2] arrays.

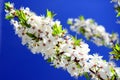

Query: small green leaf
[[79, 27, 86, 35], [26, 33, 34, 37], [72, 36, 82, 46], [103, 60, 106, 62], [26, 32, 39, 42], [110, 74, 118, 80], [94, 34, 101, 38], [110, 66, 119, 80], [110, 44, 120, 60], [67, 19, 73, 25], [76, 63, 81, 68], [115, 44, 120, 51], [115, 6, 120, 12], [52, 23, 65, 36], [15, 10, 30, 28], [84, 72, 90, 80], [47, 58, 52, 63], [56, 49, 60, 54], [90, 19, 94, 23], [46, 9, 56, 18], [117, 12, 120, 17], [5, 14, 14, 20], [5, 2, 11, 10], [65, 56, 71, 61], [111, 75, 115, 80], [110, 67, 115, 74], [79, 16, 84, 21], [115, 6, 120, 17], [16, 10, 26, 21]]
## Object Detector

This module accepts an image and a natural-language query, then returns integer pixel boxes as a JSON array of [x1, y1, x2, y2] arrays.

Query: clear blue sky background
[[0, 0, 120, 80]]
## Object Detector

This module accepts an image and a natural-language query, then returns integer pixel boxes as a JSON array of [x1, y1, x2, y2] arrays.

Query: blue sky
[[0, 0, 120, 80]]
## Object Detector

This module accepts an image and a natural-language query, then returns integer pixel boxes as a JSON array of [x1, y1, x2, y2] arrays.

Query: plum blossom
[[5, 2, 120, 80], [68, 18, 119, 48]]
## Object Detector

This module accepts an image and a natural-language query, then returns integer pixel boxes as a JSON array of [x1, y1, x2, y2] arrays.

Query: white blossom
[[5, 3, 120, 80], [68, 18, 119, 48]]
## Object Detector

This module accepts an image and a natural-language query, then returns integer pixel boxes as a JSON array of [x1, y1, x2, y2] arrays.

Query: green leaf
[[90, 19, 94, 23], [52, 23, 65, 36], [5, 6, 30, 27], [117, 12, 120, 17], [111, 75, 115, 80], [72, 36, 82, 46], [16, 10, 26, 21], [26, 32, 39, 42], [15, 10, 30, 28], [56, 49, 60, 54], [110, 44, 120, 60], [67, 20, 73, 25], [47, 58, 52, 63], [103, 60, 106, 62], [110, 67, 115, 74], [115, 44, 120, 51], [84, 72, 90, 80], [79, 27, 86, 35], [94, 34, 101, 38], [76, 63, 81, 68], [26, 32, 36, 38], [46, 9, 56, 18], [115, 6, 120, 12], [79, 16, 84, 21], [5, 14, 14, 20], [65, 56, 71, 61], [110, 66, 119, 80], [5, 2, 11, 10]]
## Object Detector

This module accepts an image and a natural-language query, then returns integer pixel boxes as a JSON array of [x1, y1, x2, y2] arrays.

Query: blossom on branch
[[111, 0, 120, 23], [68, 17, 119, 48], [5, 2, 120, 80]]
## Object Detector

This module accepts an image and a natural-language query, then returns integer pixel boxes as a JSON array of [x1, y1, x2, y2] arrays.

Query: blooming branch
[[5, 2, 120, 80], [111, 0, 120, 23], [67, 17, 119, 48]]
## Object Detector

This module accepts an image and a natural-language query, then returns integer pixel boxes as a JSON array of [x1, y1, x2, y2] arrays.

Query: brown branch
[[89, 68, 104, 80]]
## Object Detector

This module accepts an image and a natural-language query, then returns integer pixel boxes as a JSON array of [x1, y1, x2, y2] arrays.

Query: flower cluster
[[5, 2, 120, 80], [111, 0, 120, 6], [111, 0, 120, 23], [68, 17, 119, 48]]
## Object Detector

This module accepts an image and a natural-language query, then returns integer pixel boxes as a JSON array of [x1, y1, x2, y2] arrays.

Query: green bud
[[5, 2, 11, 10], [117, 12, 120, 17], [79, 27, 86, 35], [67, 20, 73, 25], [79, 16, 85, 21], [5, 14, 14, 20], [47, 58, 52, 63], [52, 23, 66, 36], [46, 9, 56, 18], [72, 36, 82, 46]]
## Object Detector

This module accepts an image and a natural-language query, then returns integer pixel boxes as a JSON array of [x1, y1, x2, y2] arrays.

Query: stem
[[89, 68, 104, 80]]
